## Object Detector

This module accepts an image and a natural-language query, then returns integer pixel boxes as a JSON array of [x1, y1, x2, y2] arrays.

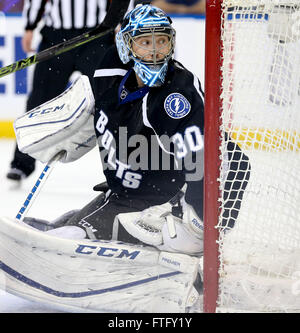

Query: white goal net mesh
[[217, 0, 300, 312]]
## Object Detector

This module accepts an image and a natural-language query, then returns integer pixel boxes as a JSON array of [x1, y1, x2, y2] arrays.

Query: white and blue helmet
[[116, 4, 176, 87]]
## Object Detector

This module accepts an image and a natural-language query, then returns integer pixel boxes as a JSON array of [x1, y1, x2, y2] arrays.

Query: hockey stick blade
[[0, 0, 130, 79]]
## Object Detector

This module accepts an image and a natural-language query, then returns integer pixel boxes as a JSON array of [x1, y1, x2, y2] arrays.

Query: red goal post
[[203, 0, 223, 314]]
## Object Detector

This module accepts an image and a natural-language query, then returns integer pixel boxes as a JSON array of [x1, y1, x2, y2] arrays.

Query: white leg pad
[[0, 217, 201, 313]]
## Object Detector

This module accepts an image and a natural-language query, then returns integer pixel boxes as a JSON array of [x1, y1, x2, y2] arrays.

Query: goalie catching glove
[[14, 75, 96, 163], [117, 192, 203, 256]]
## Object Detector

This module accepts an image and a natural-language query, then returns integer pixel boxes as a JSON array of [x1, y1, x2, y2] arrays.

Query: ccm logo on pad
[[75, 244, 140, 260]]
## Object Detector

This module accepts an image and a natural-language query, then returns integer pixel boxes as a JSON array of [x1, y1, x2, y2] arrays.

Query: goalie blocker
[[14, 75, 96, 164]]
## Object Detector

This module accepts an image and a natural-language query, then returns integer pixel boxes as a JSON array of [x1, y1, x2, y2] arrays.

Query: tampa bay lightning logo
[[164, 93, 191, 119]]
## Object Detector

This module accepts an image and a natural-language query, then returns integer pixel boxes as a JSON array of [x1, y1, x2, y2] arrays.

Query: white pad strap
[[14, 75, 96, 163], [117, 202, 173, 246], [117, 199, 203, 256]]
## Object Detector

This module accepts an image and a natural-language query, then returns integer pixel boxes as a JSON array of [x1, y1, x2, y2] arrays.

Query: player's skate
[[6, 168, 26, 189]]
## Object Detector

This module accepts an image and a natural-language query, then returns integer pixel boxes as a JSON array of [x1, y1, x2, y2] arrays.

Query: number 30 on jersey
[[172, 126, 203, 159]]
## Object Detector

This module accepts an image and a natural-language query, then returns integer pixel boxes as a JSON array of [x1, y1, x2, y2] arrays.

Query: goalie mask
[[116, 4, 176, 87]]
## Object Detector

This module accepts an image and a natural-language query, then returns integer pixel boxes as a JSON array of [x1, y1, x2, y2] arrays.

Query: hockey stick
[[0, 0, 130, 79], [15, 151, 66, 222]]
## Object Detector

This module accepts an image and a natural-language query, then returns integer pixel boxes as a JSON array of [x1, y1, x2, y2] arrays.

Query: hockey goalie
[[0, 5, 205, 313], [0, 4, 250, 313]]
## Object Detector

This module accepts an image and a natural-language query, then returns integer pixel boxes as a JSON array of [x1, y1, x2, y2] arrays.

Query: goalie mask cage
[[204, 0, 300, 313]]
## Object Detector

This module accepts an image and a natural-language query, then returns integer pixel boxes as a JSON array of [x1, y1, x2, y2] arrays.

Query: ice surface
[[0, 138, 105, 313]]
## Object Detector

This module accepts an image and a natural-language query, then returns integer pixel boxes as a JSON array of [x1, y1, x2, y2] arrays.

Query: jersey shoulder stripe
[[94, 68, 128, 78]]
